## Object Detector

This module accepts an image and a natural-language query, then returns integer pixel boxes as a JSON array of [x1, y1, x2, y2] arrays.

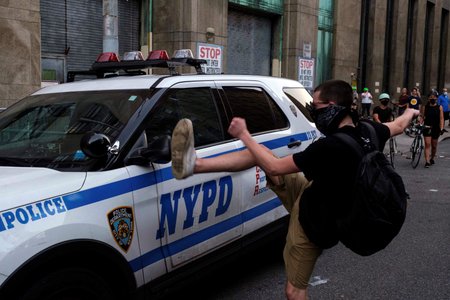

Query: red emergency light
[[96, 52, 120, 63], [147, 50, 170, 61]]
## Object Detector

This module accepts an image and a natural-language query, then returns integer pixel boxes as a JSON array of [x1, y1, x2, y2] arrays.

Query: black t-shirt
[[424, 104, 441, 128], [408, 96, 421, 110], [292, 121, 390, 248], [373, 106, 393, 123]]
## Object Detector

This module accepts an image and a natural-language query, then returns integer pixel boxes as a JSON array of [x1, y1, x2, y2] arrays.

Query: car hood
[[0, 167, 86, 212]]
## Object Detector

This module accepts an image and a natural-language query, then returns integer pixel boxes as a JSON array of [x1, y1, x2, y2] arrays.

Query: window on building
[[422, 2, 435, 94], [227, 9, 273, 75], [316, 0, 334, 85], [404, 0, 418, 88], [437, 9, 449, 90], [382, 0, 395, 93]]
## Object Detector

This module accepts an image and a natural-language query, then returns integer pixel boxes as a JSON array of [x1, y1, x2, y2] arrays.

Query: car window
[[222, 86, 288, 134], [0, 90, 145, 170], [283, 87, 314, 122], [145, 87, 224, 147]]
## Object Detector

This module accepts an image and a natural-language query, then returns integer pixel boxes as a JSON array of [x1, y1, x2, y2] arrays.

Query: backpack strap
[[333, 121, 379, 158], [359, 120, 380, 151], [333, 132, 365, 158]]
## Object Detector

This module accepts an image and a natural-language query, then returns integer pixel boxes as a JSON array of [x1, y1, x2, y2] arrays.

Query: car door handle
[[287, 140, 301, 148]]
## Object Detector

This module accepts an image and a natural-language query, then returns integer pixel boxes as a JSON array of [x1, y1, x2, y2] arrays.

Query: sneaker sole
[[171, 119, 194, 179]]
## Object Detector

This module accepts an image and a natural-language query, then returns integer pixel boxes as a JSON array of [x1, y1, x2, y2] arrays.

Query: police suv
[[0, 49, 319, 299]]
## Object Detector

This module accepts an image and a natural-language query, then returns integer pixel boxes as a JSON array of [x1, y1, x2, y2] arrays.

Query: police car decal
[[128, 195, 283, 273], [156, 175, 233, 239], [254, 166, 269, 196], [108, 206, 135, 252], [0, 132, 315, 273], [0, 197, 67, 232]]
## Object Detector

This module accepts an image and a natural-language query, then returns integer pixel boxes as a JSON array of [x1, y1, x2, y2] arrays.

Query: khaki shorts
[[267, 173, 322, 289]]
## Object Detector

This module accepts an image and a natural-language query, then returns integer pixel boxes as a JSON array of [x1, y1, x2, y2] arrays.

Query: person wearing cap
[[360, 87, 373, 118], [423, 90, 444, 168], [373, 93, 394, 123]]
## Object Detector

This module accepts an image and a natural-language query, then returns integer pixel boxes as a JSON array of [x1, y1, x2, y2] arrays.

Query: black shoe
[[430, 159, 435, 165], [425, 162, 431, 168]]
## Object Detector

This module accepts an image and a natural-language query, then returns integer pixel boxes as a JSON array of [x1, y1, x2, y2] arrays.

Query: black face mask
[[380, 100, 389, 106], [429, 98, 437, 104], [310, 104, 348, 135]]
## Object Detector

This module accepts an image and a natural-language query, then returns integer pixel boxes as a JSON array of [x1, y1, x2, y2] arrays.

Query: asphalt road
[[162, 133, 450, 300]]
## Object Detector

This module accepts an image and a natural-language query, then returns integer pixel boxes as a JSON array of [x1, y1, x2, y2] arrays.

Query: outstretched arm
[[384, 108, 420, 137], [228, 117, 300, 176]]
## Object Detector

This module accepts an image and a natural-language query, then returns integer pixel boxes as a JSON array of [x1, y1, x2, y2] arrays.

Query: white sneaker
[[171, 119, 196, 179]]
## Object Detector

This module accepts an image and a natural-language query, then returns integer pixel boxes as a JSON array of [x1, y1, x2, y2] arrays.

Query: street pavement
[[307, 130, 450, 299], [163, 129, 450, 300], [160, 128, 450, 300], [391, 125, 450, 161]]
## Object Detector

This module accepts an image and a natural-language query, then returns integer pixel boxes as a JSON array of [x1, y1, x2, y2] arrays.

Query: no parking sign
[[298, 58, 315, 90]]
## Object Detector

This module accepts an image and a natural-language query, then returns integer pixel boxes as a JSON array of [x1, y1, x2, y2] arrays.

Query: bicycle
[[404, 120, 419, 137], [387, 136, 397, 168], [409, 123, 429, 169], [384, 113, 397, 168]]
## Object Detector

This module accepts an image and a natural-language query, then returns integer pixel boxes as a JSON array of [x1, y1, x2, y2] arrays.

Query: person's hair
[[428, 90, 438, 97], [411, 87, 418, 92], [314, 80, 353, 109]]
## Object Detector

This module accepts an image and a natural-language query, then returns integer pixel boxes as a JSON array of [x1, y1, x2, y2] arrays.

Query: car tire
[[19, 267, 118, 300]]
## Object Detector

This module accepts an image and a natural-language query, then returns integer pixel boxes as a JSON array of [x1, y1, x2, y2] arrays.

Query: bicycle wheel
[[411, 135, 423, 168], [389, 138, 395, 167]]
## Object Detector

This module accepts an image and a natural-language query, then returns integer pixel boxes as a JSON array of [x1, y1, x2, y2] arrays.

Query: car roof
[[33, 74, 305, 95]]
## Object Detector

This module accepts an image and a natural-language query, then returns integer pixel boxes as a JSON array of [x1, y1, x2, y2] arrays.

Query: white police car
[[0, 50, 319, 299]]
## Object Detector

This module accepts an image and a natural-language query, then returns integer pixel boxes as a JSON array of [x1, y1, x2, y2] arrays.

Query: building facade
[[0, 0, 449, 108], [0, 0, 41, 108]]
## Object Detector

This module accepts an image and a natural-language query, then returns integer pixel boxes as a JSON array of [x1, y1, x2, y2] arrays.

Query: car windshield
[[0, 90, 147, 171]]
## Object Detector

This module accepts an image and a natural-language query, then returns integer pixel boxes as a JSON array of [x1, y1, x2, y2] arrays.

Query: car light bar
[[90, 49, 206, 75], [68, 49, 207, 82]]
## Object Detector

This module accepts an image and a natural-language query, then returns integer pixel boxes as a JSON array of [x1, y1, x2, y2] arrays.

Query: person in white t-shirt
[[360, 87, 373, 118]]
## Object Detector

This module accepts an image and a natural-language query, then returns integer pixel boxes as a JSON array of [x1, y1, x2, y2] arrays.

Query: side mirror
[[125, 135, 171, 165], [80, 132, 111, 158]]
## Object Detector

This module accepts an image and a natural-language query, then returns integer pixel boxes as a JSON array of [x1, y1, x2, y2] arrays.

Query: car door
[[216, 81, 300, 235], [130, 81, 243, 279]]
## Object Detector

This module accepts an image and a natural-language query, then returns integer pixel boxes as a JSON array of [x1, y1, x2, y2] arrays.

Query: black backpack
[[333, 121, 408, 256]]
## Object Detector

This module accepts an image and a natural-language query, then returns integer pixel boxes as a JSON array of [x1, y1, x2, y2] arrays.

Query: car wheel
[[19, 267, 117, 300]]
